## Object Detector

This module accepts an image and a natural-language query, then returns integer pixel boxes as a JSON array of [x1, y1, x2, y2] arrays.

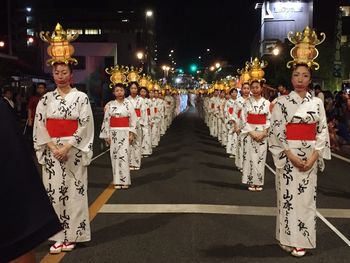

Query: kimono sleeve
[[268, 100, 289, 168], [99, 102, 111, 139], [128, 103, 138, 135], [315, 98, 331, 161], [33, 94, 51, 148], [67, 93, 94, 154]]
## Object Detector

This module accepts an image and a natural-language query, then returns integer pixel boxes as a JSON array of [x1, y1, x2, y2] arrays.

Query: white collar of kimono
[[289, 90, 312, 103]]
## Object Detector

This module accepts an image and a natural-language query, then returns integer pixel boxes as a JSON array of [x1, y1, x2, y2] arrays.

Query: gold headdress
[[105, 65, 129, 88], [127, 66, 143, 83], [139, 74, 150, 88], [237, 63, 251, 85], [40, 23, 79, 66], [152, 81, 161, 91], [248, 57, 267, 83], [287, 26, 326, 70]]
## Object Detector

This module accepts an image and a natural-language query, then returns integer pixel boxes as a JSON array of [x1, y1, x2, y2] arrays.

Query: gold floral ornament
[[152, 81, 161, 91], [138, 74, 150, 88], [105, 65, 129, 88], [248, 57, 267, 83], [127, 66, 143, 83], [237, 63, 251, 85], [40, 23, 79, 66], [287, 26, 326, 70]]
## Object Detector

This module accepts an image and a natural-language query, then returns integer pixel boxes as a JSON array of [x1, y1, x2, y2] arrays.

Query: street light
[[215, 62, 221, 69], [0, 41, 5, 48], [136, 51, 144, 60], [272, 47, 280, 56], [146, 10, 153, 17]]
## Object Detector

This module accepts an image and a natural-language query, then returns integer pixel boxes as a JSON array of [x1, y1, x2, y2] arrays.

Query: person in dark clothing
[[0, 98, 61, 263]]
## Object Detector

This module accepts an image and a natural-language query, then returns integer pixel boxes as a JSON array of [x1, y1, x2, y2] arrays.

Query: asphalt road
[[36, 106, 350, 263]]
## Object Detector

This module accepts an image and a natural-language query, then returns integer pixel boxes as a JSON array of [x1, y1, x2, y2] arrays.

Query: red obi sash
[[46, 119, 78, 137], [228, 107, 234, 115], [110, 117, 130, 127], [247, 113, 266, 124], [135, 109, 141, 117], [211, 103, 215, 109], [286, 123, 316, 140], [237, 110, 241, 119], [147, 108, 151, 116], [154, 107, 158, 114]]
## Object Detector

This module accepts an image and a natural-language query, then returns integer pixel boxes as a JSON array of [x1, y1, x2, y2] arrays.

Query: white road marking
[[265, 163, 350, 247], [331, 152, 350, 164], [91, 148, 110, 162], [99, 204, 350, 219]]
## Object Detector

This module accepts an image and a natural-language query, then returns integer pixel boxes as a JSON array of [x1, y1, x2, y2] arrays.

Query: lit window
[[340, 6, 350, 16], [341, 35, 347, 44], [84, 29, 101, 35], [122, 19, 129, 23], [27, 28, 35, 36], [67, 29, 83, 35], [26, 16, 33, 24]]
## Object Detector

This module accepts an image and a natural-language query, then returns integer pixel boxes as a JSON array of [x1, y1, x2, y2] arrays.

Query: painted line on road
[[265, 163, 350, 247], [331, 152, 350, 164], [99, 204, 350, 219], [100, 204, 277, 216], [91, 148, 110, 162]]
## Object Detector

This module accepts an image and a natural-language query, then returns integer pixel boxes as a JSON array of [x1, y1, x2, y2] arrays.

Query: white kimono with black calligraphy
[[241, 97, 270, 186], [209, 96, 219, 137], [234, 96, 248, 170], [151, 98, 163, 147], [99, 99, 137, 185], [269, 91, 331, 249], [141, 98, 153, 156], [225, 98, 237, 155], [127, 96, 145, 168], [33, 88, 94, 243]]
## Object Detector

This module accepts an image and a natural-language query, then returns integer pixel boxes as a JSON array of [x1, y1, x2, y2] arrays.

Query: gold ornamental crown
[[248, 57, 267, 83], [152, 81, 161, 91], [40, 23, 79, 66], [105, 65, 129, 88], [287, 26, 326, 70], [127, 66, 143, 83], [237, 63, 251, 85], [138, 74, 150, 88]]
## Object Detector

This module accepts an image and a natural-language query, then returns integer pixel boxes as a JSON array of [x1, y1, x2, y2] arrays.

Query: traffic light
[[190, 64, 198, 72]]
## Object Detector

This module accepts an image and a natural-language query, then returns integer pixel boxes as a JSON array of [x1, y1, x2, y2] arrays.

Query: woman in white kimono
[[33, 63, 94, 254], [100, 83, 137, 189], [225, 88, 238, 158], [151, 89, 163, 147], [241, 80, 270, 191], [139, 87, 153, 157], [217, 90, 226, 145], [159, 94, 167, 136], [127, 82, 146, 170], [269, 64, 330, 256], [234, 84, 250, 171], [269, 27, 330, 257]]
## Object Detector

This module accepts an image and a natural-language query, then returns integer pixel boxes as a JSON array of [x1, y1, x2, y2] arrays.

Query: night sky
[[0, 0, 342, 70]]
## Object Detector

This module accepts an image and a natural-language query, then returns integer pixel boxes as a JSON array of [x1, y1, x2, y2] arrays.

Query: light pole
[[136, 51, 144, 69]]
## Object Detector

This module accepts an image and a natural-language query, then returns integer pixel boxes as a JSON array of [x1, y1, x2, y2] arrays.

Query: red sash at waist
[[237, 110, 241, 119], [211, 103, 214, 109], [135, 109, 141, 117], [147, 108, 151, 116], [286, 123, 316, 140], [154, 107, 158, 114], [46, 118, 78, 137], [110, 117, 129, 127], [247, 113, 266, 125], [228, 107, 234, 115]]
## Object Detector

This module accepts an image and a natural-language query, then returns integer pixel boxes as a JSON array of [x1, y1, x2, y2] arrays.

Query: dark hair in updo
[[229, 88, 237, 94], [112, 83, 126, 92], [52, 62, 74, 73]]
